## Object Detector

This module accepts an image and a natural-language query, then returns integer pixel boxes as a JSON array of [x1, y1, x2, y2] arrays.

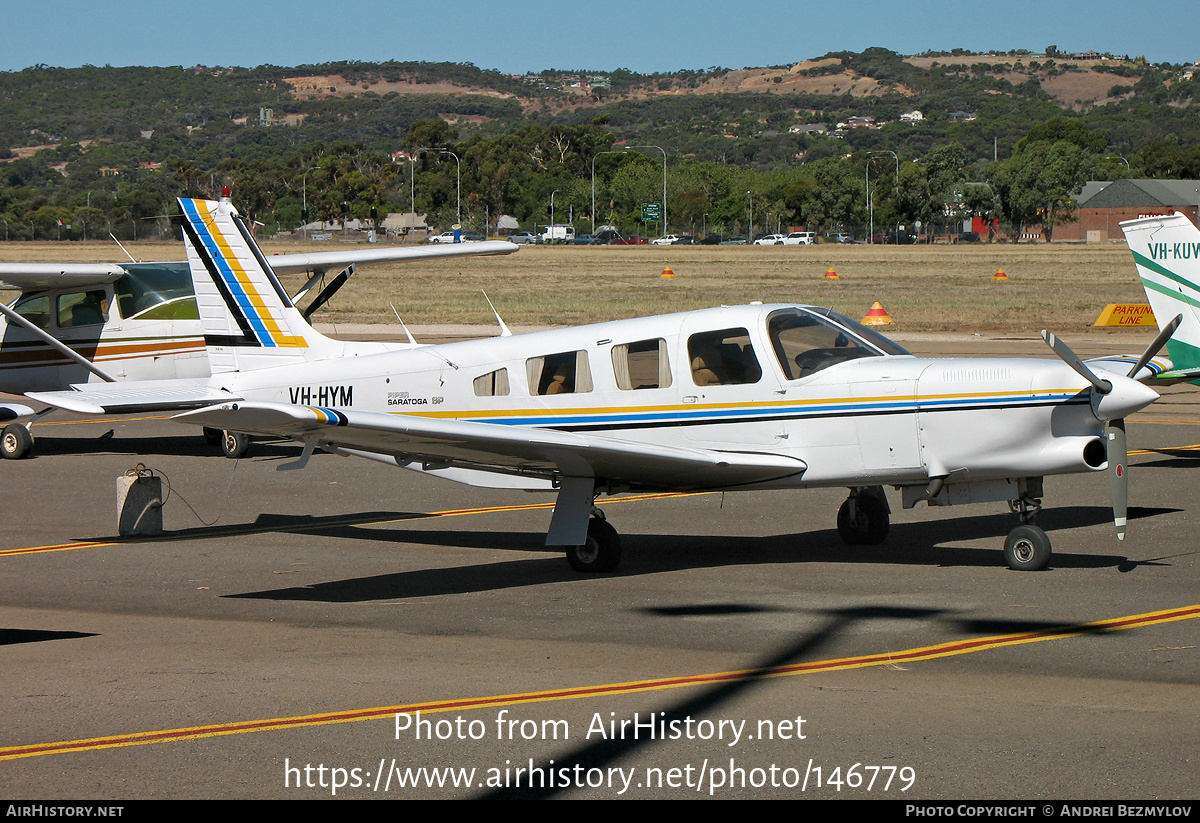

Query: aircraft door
[[851, 378, 923, 475]]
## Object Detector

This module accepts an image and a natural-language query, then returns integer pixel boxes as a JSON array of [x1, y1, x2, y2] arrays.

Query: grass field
[[0, 239, 1152, 335]]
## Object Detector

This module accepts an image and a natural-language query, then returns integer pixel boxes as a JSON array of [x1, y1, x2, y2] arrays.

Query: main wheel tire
[[221, 430, 251, 459], [1004, 524, 1052, 571], [0, 424, 33, 459], [566, 518, 622, 573], [837, 494, 889, 545]]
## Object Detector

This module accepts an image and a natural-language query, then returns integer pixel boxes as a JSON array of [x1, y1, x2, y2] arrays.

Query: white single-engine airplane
[[1121, 211, 1200, 384], [0, 202, 518, 458], [30, 194, 1172, 572]]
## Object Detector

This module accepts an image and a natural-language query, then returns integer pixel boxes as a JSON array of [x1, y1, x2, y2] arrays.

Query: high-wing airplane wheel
[[1003, 525, 1051, 571], [836, 494, 889, 545], [566, 518, 622, 573], [220, 430, 251, 459], [0, 424, 33, 459]]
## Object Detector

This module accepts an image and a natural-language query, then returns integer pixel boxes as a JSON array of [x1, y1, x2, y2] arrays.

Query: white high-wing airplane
[[1121, 211, 1200, 384], [0, 202, 519, 458], [31, 194, 1169, 573]]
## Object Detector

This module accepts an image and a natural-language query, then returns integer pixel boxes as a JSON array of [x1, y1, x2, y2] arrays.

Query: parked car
[[827, 232, 853, 244], [781, 231, 817, 245], [508, 231, 541, 245], [720, 236, 748, 245], [428, 230, 478, 244], [570, 234, 595, 245], [753, 234, 786, 245], [674, 235, 698, 245], [651, 234, 681, 246], [613, 234, 648, 245], [955, 231, 981, 243]]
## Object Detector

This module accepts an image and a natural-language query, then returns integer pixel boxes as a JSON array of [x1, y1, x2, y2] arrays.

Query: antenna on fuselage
[[110, 233, 138, 263], [389, 304, 419, 346], [481, 290, 512, 337]]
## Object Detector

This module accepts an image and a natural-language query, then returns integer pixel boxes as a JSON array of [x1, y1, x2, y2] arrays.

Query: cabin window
[[767, 309, 880, 380], [612, 339, 672, 390], [473, 368, 510, 397], [527, 350, 593, 395], [56, 290, 109, 328], [12, 294, 51, 329], [688, 328, 761, 386]]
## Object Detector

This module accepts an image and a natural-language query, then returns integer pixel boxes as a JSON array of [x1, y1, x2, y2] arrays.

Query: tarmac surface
[[0, 333, 1197, 799]]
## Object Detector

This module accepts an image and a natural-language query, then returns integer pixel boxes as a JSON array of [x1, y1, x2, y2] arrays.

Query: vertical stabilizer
[[179, 195, 340, 373], [1121, 212, 1200, 371]]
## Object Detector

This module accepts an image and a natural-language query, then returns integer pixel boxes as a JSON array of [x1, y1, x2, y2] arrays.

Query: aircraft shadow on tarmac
[[27, 433, 298, 459], [472, 604, 1125, 799], [0, 628, 98, 647], [206, 504, 1181, 603]]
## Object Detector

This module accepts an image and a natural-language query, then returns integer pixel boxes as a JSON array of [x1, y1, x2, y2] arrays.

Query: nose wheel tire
[[1004, 525, 1052, 571], [0, 424, 33, 459], [837, 493, 889, 545], [566, 518, 622, 573]]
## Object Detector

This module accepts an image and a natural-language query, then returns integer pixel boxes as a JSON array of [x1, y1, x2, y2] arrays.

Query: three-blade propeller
[[1040, 315, 1181, 541]]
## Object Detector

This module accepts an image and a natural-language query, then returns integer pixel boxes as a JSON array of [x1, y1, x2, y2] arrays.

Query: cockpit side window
[[57, 290, 109, 328], [12, 293, 52, 330], [114, 263, 194, 319], [688, 328, 761, 386], [767, 309, 884, 380]]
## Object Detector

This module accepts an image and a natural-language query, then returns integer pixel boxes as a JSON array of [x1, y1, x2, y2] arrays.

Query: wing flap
[[175, 401, 807, 490]]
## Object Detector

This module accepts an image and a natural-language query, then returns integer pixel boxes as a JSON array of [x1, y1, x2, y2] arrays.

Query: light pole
[[550, 190, 560, 243], [591, 149, 623, 234], [626, 145, 666, 234], [301, 165, 319, 239], [747, 191, 752, 240], [438, 149, 461, 227], [864, 151, 898, 244]]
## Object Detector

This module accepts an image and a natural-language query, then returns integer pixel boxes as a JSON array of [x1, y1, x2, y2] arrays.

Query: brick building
[[1055, 179, 1200, 242]]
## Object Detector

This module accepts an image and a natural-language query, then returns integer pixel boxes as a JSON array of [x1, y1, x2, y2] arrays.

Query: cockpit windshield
[[113, 263, 196, 320], [767, 308, 910, 380]]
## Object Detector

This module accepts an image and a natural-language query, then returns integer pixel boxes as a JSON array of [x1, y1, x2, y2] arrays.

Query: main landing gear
[[565, 510, 622, 573], [1004, 489, 1051, 571], [836, 487, 890, 546]]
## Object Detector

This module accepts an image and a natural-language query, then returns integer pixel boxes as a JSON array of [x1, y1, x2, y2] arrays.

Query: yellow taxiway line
[[1, 604, 1196, 761]]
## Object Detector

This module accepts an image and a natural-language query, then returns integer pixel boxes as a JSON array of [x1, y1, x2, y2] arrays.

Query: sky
[[2, 0, 1197, 74]]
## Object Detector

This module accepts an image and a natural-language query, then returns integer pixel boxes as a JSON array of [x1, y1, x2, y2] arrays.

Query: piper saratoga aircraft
[[1122, 211, 1200, 383], [31, 194, 1170, 573], [0, 208, 518, 458]]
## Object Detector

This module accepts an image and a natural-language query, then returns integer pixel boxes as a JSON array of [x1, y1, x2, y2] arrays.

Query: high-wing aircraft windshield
[[766, 307, 908, 380], [114, 263, 196, 320]]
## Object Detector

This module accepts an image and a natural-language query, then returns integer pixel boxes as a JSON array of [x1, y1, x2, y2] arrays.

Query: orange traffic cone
[[993, 268, 1009, 281], [824, 267, 839, 279], [660, 265, 676, 279], [862, 302, 894, 325]]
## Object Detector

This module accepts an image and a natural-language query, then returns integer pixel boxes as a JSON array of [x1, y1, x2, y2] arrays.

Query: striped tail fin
[[179, 195, 340, 373], [1121, 212, 1200, 374]]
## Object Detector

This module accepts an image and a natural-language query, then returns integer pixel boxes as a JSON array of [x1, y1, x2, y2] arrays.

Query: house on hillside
[[1054, 179, 1200, 242]]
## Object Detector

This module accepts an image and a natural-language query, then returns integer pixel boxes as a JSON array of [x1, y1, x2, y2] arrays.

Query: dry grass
[[0, 240, 1150, 335]]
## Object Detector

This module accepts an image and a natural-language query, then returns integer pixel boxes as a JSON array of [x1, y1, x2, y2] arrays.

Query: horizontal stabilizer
[[176, 401, 808, 491]]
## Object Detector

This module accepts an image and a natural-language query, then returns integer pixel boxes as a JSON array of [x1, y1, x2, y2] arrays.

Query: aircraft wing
[[0, 263, 127, 291], [175, 401, 808, 491], [1085, 355, 1174, 383], [267, 240, 519, 275], [26, 381, 240, 415]]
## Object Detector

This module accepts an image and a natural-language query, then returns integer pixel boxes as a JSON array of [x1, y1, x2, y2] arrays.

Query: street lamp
[[747, 191, 752, 240], [550, 190, 560, 243], [438, 149, 461, 227], [301, 165, 319, 239], [626, 144, 667, 234], [591, 149, 623, 234], [864, 150, 898, 244]]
